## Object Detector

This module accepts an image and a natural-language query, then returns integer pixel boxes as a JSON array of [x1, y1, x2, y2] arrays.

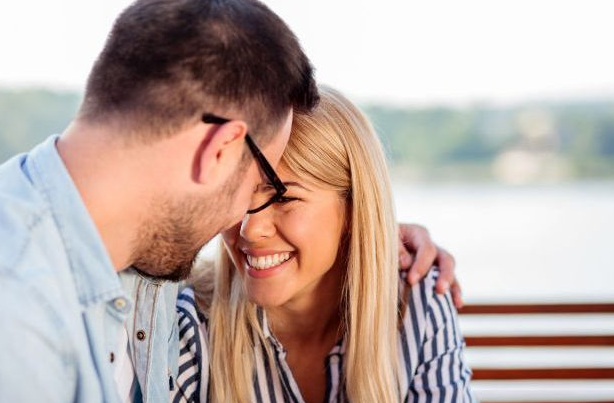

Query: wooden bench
[[458, 303, 614, 403]]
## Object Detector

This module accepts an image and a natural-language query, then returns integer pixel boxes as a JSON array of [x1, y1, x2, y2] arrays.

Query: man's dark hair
[[79, 0, 318, 142]]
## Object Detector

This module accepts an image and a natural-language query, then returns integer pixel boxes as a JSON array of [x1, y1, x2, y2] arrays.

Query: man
[[0, 0, 460, 402]]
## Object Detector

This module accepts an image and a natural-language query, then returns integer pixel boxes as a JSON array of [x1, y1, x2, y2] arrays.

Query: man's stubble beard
[[130, 170, 242, 282]]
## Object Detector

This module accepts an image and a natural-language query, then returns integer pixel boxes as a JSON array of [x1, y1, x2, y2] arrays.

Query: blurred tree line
[[0, 89, 81, 162], [1, 88, 613, 182], [367, 100, 614, 182]]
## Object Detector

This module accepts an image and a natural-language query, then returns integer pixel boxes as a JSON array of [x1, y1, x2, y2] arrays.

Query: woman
[[172, 87, 475, 403]]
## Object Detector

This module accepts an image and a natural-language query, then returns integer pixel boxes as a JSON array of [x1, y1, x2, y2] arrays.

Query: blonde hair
[[193, 86, 400, 402]]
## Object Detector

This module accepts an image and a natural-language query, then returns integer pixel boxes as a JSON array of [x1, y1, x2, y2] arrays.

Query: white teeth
[[246, 252, 292, 270]]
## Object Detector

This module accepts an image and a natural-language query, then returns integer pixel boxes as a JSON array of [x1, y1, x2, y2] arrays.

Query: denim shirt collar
[[26, 134, 124, 306]]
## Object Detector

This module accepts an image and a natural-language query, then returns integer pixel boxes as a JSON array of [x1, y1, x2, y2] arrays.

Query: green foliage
[[366, 106, 513, 166], [0, 89, 81, 162], [366, 101, 614, 180], [1, 88, 613, 181]]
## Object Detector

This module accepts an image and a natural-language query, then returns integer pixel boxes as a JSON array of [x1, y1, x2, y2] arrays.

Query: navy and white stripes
[[172, 270, 476, 402], [173, 290, 209, 403], [399, 272, 474, 402]]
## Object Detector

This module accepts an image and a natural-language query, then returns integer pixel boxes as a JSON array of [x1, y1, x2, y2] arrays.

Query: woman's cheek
[[281, 208, 320, 242]]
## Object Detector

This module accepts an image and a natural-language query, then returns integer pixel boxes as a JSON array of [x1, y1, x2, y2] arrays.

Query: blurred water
[[392, 181, 614, 303]]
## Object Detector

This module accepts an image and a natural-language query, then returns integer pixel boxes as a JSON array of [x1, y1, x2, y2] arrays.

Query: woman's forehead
[[275, 164, 318, 191]]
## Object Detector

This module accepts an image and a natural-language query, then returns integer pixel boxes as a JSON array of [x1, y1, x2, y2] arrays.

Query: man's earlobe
[[191, 126, 216, 184]]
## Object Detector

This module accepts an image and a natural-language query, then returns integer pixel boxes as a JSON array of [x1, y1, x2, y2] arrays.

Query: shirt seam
[[143, 282, 160, 400]]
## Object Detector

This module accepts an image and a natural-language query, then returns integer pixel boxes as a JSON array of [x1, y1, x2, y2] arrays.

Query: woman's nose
[[239, 208, 276, 241]]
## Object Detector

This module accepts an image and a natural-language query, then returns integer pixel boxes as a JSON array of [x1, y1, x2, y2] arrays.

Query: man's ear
[[193, 120, 248, 188]]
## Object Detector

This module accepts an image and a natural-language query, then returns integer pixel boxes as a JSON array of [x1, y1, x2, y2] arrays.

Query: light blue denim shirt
[[0, 135, 179, 403]]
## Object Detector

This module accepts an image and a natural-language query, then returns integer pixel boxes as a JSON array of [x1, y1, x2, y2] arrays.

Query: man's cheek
[[221, 223, 241, 246]]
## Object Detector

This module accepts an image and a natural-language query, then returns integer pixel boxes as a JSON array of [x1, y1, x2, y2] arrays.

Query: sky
[[1, 0, 614, 105]]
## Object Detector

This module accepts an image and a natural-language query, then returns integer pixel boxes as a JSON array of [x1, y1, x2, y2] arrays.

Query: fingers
[[398, 223, 437, 285], [397, 224, 461, 305], [434, 247, 455, 293], [433, 246, 464, 307], [397, 224, 464, 308], [398, 224, 416, 286], [450, 281, 464, 309], [398, 239, 414, 271], [407, 242, 437, 285]]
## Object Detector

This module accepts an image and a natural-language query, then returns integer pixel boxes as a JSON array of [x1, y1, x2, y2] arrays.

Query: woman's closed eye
[[276, 195, 300, 205]]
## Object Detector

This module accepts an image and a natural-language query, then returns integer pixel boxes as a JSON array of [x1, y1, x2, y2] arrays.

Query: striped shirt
[[171, 270, 476, 402], [113, 327, 139, 402]]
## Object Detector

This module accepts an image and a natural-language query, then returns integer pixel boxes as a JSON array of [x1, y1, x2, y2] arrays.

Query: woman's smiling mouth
[[246, 252, 292, 270], [242, 250, 295, 278]]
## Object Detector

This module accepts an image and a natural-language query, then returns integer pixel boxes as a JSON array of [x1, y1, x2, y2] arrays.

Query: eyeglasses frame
[[202, 113, 287, 214]]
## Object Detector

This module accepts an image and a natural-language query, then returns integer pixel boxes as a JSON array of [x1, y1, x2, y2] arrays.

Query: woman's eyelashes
[[276, 195, 300, 205]]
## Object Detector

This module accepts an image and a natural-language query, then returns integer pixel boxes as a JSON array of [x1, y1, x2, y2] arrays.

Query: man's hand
[[398, 224, 463, 308]]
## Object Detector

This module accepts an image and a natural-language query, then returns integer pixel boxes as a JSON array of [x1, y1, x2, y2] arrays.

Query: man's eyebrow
[[283, 181, 311, 191]]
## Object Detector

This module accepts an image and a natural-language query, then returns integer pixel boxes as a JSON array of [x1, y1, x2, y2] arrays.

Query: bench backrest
[[458, 303, 614, 403]]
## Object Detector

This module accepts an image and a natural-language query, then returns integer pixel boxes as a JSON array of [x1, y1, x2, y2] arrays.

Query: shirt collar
[[26, 135, 124, 306], [257, 307, 347, 356], [257, 307, 281, 350]]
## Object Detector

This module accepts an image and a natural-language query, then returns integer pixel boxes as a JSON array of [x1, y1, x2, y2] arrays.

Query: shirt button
[[113, 298, 127, 310], [136, 330, 147, 341], [110, 352, 115, 363]]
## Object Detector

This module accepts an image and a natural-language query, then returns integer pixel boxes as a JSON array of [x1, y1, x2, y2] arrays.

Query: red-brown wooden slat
[[481, 401, 614, 403], [472, 367, 614, 380], [457, 303, 614, 387], [466, 335, 614, 347], [459, 303, 614, 315]]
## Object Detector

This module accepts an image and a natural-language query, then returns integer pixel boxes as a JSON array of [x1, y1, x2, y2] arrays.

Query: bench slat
[[459, 303, 614, 315], [481, 401, 614, 403], [472, 368, 614, 380], [466, 335, 614, 347]]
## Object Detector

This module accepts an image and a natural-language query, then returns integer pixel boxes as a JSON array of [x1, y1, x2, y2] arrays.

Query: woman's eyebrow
[[283, 181, 311, 191]]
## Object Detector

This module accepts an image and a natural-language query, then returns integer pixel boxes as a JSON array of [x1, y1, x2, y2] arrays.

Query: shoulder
[[397, 268, 471, 394], [398, 270, 476, 400], [399, 267, 460, 345], [174, 286, 210, 400], [177, 286, 209, 340], [188, 258, 216, 312], [0, 178, 74, 325], [0, 159, 76, 343], [177, 286, 206, 318], [400, 267, 443, 316], [0, 156, 81, 369], [0, 154, 55, 275]]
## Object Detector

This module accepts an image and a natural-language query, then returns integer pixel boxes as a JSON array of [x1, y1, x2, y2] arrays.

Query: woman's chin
[[246, 289, 291, 309]]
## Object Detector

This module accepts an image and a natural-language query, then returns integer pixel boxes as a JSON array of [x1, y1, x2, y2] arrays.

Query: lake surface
[[392, 180, 614, 302]]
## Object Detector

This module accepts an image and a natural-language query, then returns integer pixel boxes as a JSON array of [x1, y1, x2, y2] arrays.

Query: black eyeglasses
[[202, 113, 287, 214]]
